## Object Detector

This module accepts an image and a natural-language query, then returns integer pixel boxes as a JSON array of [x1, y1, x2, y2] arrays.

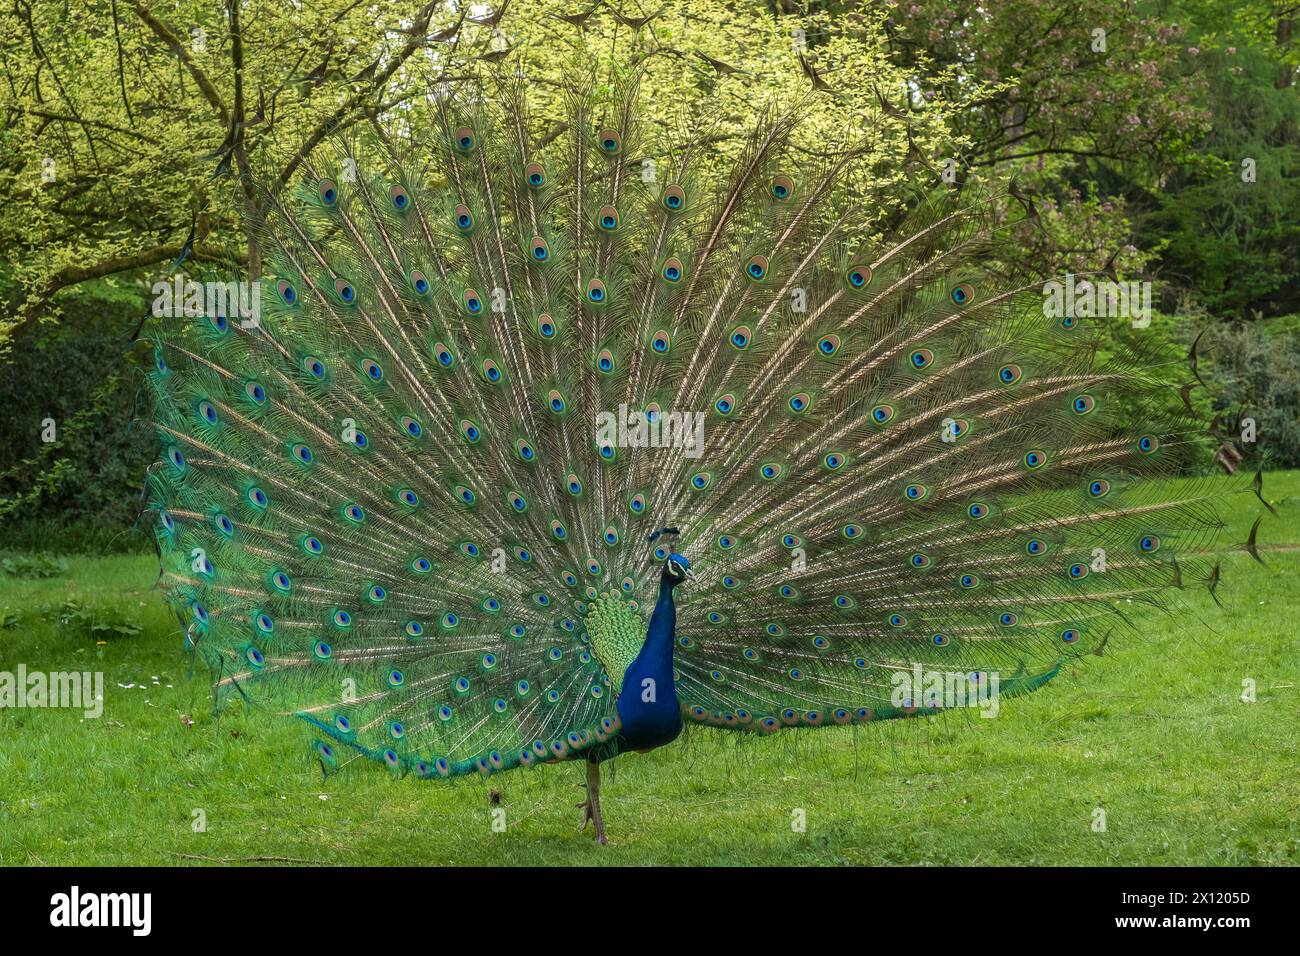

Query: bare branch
[[272, 1, 443, 192]]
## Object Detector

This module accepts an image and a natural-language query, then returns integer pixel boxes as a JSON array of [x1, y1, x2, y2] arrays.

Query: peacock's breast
[[613, 661, 683, 752], [587, 591, 682, 753]]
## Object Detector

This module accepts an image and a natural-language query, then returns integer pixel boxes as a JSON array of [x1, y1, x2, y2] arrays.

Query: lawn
[[1, 473, 1297, 866]]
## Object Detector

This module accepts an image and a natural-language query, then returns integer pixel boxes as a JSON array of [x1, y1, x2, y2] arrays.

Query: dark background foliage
[[0, 295, 154, 550]]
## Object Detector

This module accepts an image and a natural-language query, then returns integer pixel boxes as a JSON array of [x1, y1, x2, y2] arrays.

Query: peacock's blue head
[[662, 553, 695, 588]]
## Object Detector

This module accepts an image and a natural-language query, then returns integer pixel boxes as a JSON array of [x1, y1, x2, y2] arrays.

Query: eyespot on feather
[[302, 355, 326, 380], [845, 264, 872, 290], [433, 342, 455, 369], [453, 203, 474, 232], [596, 128, 622, 154]]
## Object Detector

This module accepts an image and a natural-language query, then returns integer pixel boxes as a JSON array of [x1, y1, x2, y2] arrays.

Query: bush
[[0, 554, 68, 578], [1200, 318, 1300, 468], [0, 294, 154, 552]]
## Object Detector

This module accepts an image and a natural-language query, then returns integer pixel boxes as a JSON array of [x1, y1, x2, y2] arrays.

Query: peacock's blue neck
[[613, 577, 683, 752], [645, 577, 678, 662]]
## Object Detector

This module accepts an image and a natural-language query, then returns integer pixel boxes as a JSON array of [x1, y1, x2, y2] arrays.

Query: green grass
[[2, 474, 1298, 866]]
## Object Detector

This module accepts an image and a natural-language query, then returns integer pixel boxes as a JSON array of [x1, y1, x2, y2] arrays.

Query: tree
[[2, 0, 967, 529], [0, 0, 471, 344], [0, 0, 968, 349]]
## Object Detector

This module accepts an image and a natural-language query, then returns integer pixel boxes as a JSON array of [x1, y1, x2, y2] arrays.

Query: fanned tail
[[145, 62, 1246, 781]]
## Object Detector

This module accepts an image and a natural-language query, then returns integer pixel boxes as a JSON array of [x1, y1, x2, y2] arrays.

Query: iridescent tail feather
[[145, 65, 1244, 780]]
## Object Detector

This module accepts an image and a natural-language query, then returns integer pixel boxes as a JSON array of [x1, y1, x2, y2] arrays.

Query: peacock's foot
[[576, 761, 608, 845], [576, 792, 607, 844]]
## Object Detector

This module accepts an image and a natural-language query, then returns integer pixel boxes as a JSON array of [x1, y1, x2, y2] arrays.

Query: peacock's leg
[[576, 758, 608, 845]]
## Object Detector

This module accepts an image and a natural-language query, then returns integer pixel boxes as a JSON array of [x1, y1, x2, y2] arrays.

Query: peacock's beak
[[684, 568, 696, 581]]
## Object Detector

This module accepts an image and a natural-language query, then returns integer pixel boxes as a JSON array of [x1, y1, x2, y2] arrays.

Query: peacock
[[145, 63, 1244, 845]]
